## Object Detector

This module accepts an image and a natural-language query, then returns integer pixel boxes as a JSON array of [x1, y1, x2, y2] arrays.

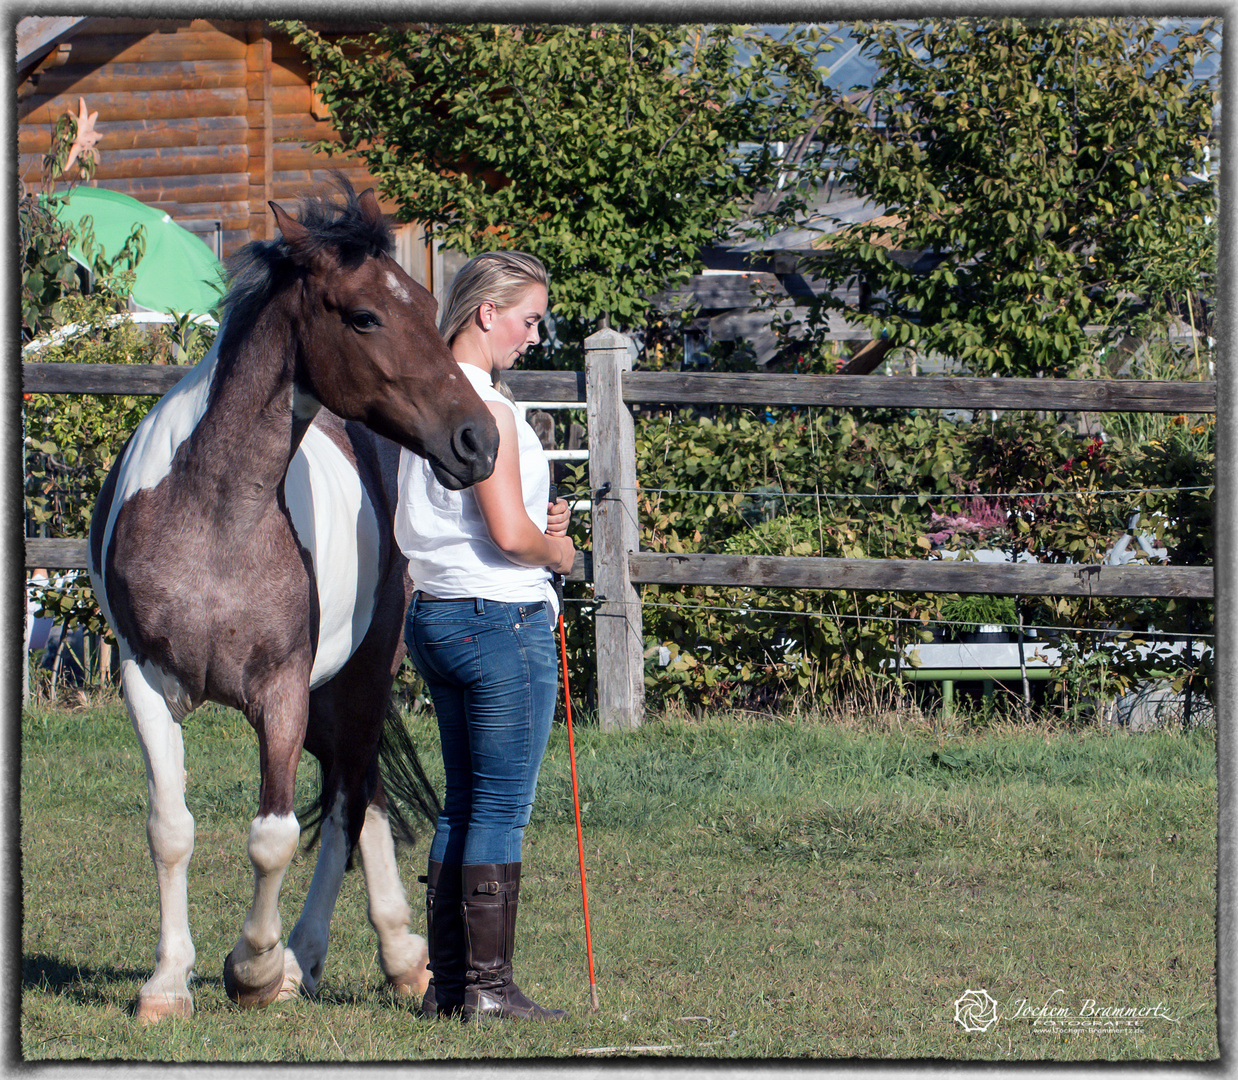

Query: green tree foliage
[[21, 197, 82, 342], [794, 18, 1218, 376], [21, 107, 149, 341], [278, 22, 834, 338]]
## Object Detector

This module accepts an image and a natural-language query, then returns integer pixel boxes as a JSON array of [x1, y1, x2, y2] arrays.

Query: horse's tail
[[376, 700, 442, 847], [296, 701, 441, 857]]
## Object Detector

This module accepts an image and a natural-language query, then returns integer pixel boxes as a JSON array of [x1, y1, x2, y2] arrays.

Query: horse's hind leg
[[281, 778, 429, 1001], [281, 783, 351, 999], [285, 696, 428, 998], [357, 789, 430, 996], [222, 672, 307, 1009], [121, 657, 197, 1023]]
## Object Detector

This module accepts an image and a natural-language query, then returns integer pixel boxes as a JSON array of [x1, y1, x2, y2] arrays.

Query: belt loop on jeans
[[475, 597, 484, 615]]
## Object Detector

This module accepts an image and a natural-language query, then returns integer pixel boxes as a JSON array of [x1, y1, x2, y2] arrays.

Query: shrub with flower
[[925, 496, 1010, 549], [1061, 436, 1110, 477]]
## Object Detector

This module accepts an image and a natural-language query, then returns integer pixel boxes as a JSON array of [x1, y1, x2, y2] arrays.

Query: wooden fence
[[23, 334, 1215, 730]]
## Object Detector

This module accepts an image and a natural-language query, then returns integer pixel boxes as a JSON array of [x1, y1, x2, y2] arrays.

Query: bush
[[24, 296, 217, 640], [582, 401, 1215, 715]]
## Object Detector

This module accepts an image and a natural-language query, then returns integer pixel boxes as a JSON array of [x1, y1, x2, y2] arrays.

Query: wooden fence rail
[[628, 552, 1212, 599], [22, 352, 1215, 730], [21, 361, 589, 401], [23, 361, 1217, 413], [622, 371, 1216, 413]]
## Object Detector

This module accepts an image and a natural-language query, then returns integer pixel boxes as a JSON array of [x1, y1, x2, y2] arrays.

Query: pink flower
[[925, 497, 1009, 547]]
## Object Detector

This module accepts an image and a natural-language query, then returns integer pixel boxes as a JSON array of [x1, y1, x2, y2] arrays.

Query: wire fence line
[[559, 595, 1214, 642], [621, 484, 1211, 501]]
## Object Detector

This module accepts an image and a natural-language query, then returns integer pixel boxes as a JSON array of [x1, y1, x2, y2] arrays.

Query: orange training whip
[[558, 600, 599, 1011]]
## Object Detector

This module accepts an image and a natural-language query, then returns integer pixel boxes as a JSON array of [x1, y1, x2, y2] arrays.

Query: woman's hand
[[545, 497, 570, 537]]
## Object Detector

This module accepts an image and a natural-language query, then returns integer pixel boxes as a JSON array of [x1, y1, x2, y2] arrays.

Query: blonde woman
[[395, 251, 574, 1022]]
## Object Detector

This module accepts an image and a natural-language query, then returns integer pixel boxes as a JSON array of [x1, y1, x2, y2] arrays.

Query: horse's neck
[[189, 309, 312, 508]]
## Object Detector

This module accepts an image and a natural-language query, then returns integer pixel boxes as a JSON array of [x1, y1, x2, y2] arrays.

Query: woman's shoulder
[[478, 388, 527, 437]]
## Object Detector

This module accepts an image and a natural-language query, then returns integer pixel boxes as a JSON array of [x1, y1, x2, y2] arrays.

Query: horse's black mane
[[218, 173, 394, 355]]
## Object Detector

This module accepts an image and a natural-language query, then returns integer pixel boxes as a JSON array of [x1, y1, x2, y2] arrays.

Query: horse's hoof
[[223, 954, 286, 1009], [389, 956, 431, 997], [276, 950, 314, 1001], [276, 969, 314, 1002], [134, 993, 194, 1024]]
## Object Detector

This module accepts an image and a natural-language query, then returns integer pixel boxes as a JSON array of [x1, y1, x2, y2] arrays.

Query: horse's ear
[[269, 201, 308, 244], [358, 187, 383, 225]]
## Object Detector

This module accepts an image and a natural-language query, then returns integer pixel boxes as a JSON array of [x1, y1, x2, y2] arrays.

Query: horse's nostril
[[454, 420, 498, 479], [457, 423, 497, 461]]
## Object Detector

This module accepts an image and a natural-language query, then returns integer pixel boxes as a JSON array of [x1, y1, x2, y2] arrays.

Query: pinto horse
[[88, 178, 499, 1023]]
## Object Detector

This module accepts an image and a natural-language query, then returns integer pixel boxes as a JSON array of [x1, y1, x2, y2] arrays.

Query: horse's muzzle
[[432, 418, 498, 490]]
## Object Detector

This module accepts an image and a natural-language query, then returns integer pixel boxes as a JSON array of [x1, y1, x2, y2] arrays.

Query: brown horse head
[[237, 178, 498, 490]]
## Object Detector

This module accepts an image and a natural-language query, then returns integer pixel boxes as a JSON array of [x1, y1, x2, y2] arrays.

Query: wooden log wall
[[18, 18, 398, 260]]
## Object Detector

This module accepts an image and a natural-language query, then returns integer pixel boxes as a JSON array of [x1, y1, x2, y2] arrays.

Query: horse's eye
[[350, 310, 380, 332]]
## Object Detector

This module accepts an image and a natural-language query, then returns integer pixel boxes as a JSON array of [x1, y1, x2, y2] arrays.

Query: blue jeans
[[405, 594, 558, 865]]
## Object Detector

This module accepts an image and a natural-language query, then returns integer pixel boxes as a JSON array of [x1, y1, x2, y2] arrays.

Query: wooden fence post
[[585, 327, 645, 731]]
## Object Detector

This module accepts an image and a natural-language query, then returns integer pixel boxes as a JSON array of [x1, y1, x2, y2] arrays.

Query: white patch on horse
[[226, 812, 301, 994], [384, 270, 410, 303], [248, 811, 301, 869], [284, 424, 382, 688], [121, 657, 197, 1017]]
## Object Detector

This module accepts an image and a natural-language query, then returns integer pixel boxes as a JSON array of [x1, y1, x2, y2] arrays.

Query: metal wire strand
[[619, 485, 1211, 501], [560, 595, 1214, 641]]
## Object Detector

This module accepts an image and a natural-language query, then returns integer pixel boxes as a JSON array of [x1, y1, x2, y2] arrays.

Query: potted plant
[[938, 594, 1019, 643]]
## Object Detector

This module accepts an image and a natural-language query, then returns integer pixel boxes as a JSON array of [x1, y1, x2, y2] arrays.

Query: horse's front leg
[[122, 657, 197, 1024], [223, 672, 307, 1009]]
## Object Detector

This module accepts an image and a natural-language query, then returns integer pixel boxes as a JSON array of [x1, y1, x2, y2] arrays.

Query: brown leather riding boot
[[418, 860, 465, 1019], [461, 863, 568, 1022]]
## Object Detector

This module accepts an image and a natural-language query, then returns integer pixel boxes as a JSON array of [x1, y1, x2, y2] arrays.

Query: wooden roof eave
[[16, 16, 96, 75]]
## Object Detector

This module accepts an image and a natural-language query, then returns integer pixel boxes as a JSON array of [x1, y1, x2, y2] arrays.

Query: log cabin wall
[[17, 18, 435, 291]]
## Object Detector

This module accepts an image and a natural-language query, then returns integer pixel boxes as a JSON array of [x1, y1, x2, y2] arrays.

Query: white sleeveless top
[[395, 362, 557, 613]]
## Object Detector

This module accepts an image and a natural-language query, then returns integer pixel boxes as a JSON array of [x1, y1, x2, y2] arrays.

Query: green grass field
[[20, 697, 1218, 1062]]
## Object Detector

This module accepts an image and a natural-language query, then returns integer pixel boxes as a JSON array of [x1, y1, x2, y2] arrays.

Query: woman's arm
[[472, 402, 575, 575]]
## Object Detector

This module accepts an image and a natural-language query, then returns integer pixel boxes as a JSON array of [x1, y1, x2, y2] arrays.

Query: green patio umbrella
[[49, 186, 225, 316]]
